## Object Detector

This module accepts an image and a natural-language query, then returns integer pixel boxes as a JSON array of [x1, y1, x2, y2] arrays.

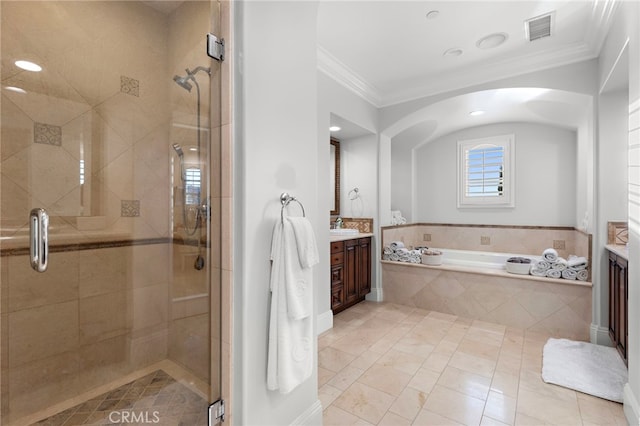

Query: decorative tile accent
[[120, 75, 140, 97], [341, 217, 373, 233], [34, 370, 208, 425], [34, 122, 62, 146], [608, 221, 628, 245], [121, 200, 140, 217]]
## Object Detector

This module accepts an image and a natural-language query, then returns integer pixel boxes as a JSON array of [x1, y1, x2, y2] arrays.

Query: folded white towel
[[543, 248, 558, 262], [268, 221, 313, 394], [562, 268, 577, 280], [287, 217, 319, 269], [576, 269, 589, 281], [551, 257, 567, 271], [567, 256, 588, 270], [546, 269, 562, 279], [281, 220, 314, 320]]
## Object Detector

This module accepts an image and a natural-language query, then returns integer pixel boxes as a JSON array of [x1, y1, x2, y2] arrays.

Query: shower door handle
[[29, 208, 49, 273]]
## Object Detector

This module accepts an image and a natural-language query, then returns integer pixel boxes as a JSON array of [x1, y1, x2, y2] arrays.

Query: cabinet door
[[609, 252, 617, 344], [358, 238, 371, 297], [344, 239, 359, 304], [617, 257, 628, 363], [331, 265, 345, 311]]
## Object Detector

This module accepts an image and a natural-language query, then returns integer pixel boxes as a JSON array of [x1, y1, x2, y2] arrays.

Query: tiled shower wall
[[1, 244, 170, 419], [1, 1, 171, 239], [382, 224, 591, 261], [0, 0, 221, 421]]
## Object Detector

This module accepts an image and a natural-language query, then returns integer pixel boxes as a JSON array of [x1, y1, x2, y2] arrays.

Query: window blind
[[465, 145, 504, 197]]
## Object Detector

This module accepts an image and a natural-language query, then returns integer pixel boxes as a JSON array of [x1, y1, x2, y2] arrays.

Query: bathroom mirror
[[330, 138, 340, 215]]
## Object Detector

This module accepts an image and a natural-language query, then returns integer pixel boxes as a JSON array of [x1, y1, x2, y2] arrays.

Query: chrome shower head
[[173, 74, 192, 92], [172, 143, 184, 157]]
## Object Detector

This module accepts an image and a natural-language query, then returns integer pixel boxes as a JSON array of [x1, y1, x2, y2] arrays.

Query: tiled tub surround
[[380, 224, 592, 340], [0, 240, 210, 423], [382, 223, 592, 262]]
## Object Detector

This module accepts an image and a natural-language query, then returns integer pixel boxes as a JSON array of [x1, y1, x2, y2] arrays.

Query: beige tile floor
[[319, 302, 627, 426]]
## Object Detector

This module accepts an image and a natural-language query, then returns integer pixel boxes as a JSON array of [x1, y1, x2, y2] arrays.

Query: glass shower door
[[0, 1, 221, 424]]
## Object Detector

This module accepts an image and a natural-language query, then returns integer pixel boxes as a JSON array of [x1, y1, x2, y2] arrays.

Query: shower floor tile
[[34, 370, 209, 426]]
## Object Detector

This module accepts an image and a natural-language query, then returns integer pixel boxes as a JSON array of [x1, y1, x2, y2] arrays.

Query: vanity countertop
[[606, 244, 628, 260], [330, 232, 374, 242]]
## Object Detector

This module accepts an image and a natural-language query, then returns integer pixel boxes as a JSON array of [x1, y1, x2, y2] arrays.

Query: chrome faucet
[[334, 217, 343, 229]]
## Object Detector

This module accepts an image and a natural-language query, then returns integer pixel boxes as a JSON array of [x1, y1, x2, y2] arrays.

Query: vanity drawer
[[331, 241, 344, 254], [330, 251, 344, 266]]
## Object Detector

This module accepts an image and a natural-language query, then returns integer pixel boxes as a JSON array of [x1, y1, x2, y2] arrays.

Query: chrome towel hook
[[280, 193, 306, 224]]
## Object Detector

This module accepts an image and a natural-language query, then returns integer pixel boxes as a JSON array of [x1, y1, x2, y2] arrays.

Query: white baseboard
[[291, 399, 323, 426], [624, 383, 640, 425], [317, 310, 333, 335], [365, 287, 383, 302], [590, 324, 613, 346]]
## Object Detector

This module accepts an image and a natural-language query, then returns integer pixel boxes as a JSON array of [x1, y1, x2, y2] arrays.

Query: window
[[457, 135, 514, 208], [184, 167, 201, 206]]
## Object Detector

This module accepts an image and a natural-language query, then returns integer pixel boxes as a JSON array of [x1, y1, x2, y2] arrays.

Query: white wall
[[598, 1, 640, 424], [593, 88, 629, 346], [341, 135, 378, 219], [390, 142, 412, 222], [378, 60, 599, 232], [233, 1, 322, 425], [317, 73, 382, 310], [415, 123, 577, 226]]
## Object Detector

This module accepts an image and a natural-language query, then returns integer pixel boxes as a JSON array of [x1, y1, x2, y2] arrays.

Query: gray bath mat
[[542, 338, 627, 402]]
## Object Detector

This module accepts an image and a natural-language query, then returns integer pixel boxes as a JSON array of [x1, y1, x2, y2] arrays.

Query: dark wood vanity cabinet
[[609, 250, 628, 365], [331, 237, 371, 314]]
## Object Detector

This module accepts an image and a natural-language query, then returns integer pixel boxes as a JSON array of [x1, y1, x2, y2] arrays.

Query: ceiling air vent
[[525, 12, 554, 41]]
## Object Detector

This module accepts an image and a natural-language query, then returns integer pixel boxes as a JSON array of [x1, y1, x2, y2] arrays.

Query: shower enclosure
[[0, 1, 223, 424]]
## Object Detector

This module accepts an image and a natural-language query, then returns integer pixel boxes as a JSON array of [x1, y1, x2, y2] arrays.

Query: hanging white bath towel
[[267, 218, 318, 394]]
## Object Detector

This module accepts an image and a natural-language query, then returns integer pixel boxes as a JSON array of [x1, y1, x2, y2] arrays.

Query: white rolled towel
[[546, 269, 562, 279], [382, 254, 391, 261], [390, 241, 405, 250], [562, 268, 577, 280], [567, 255, 588, 270], [551, 257, 567, 271], [383, 247, 393, 255], [532, 260, 551, 271], [389, 253, 400, 262], [576, 269, 588, 281], [542, 248, 558, 262], [530, 267, 547, 277]]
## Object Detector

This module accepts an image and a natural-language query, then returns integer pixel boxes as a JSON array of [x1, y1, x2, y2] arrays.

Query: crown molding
[[317, 45, 382, 107], [378, 41, 598, 107], [318, 0, 615, 108]]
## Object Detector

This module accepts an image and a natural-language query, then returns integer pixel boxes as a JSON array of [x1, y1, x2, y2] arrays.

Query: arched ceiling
[[388, 88, 591, 149]]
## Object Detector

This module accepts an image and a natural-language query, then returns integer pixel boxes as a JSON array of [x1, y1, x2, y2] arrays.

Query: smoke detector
[[525, 12, 554, 42]]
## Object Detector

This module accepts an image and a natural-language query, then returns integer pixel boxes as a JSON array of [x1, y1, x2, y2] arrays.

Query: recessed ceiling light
[[476, 33, 508, 49], [443, 48, 463, 57], [469, 110, 485, 116], [426, 10, 439, 20], [4, 86, 26, 94], [329, 126, 341, 132], [14, 60, 42, 72]]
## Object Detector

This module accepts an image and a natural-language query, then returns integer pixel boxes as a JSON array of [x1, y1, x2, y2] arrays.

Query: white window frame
[[457, 134, 514, 208]]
